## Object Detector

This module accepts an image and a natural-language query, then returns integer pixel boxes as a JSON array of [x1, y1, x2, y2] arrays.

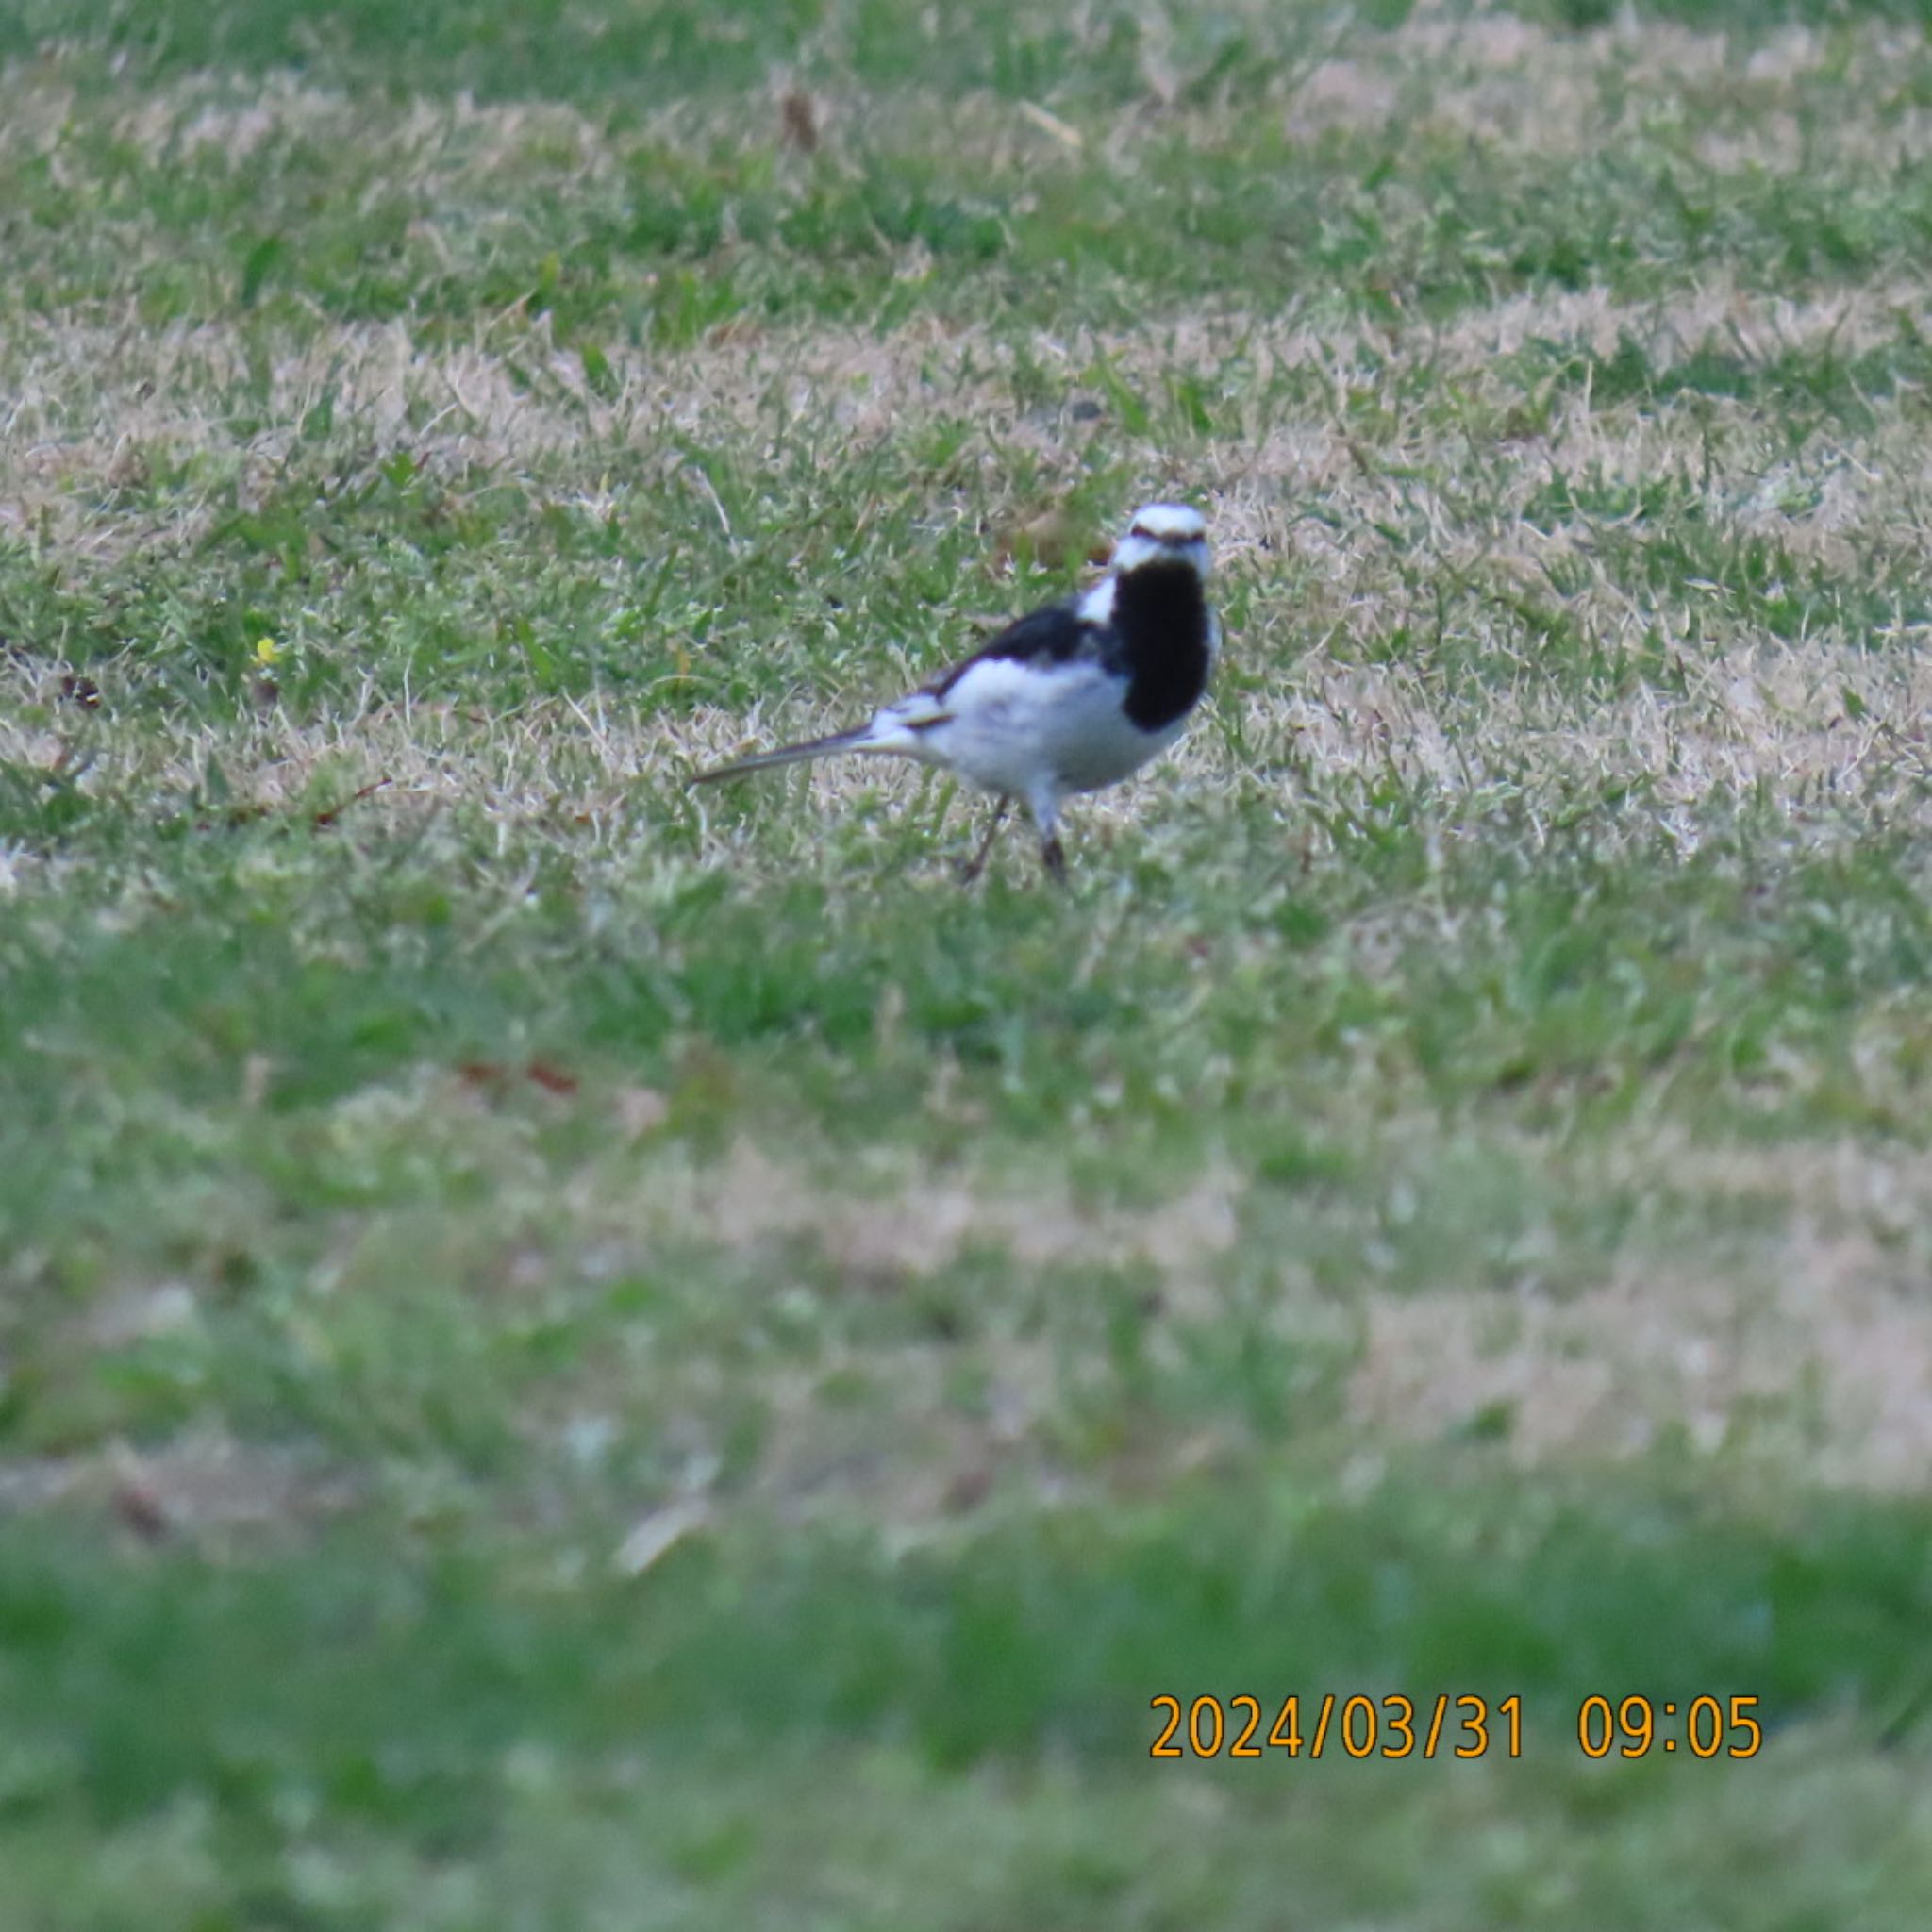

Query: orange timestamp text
[[1150, 1693, 1765, 1761], [1576, 1695, 1762, 1759], [1150, 1692, 1523, 1760]]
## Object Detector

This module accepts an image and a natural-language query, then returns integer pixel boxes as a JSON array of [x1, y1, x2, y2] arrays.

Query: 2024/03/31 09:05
[[1149, 1694, 1764, 1760]]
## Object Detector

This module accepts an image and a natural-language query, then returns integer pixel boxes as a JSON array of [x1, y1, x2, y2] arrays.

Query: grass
[[7, 0, 1932, 1924]]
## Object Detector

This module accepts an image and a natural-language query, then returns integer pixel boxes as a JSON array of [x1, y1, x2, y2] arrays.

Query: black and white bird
[[693, 502, 1219, 879]]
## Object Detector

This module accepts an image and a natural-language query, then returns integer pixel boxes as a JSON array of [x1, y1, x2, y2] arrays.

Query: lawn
[[5, 0, 1932, 1924]]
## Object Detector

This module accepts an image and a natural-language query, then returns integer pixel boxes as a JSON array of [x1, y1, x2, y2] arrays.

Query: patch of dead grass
[[629, 1135, 1241, 1284], [3, 608, 1926, 907], [1350, 1223, 1932, 1491], [341, 1117, 1932, 1503], [0, 1428, 361, 1540]]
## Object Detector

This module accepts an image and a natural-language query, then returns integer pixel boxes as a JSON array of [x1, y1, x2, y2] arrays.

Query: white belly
[[905, 658, 1180, 798]]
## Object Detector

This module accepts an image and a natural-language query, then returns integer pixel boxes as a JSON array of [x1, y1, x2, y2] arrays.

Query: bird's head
[[1112, 502, 1210, 579]]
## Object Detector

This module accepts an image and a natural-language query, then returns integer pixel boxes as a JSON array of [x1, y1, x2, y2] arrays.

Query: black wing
[[924, 598, 1097, 700]]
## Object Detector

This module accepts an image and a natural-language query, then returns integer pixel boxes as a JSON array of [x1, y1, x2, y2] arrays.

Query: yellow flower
[[253, 636, 282, 668]]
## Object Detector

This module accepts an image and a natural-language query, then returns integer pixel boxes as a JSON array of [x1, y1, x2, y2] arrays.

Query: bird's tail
[[691, 725, 877, 785]]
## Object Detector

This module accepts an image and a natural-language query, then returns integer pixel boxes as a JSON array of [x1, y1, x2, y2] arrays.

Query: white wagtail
[[693, 502, 1219, 879]]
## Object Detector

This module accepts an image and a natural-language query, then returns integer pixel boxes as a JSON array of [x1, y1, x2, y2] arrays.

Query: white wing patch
[[861, 687, 953, 756]]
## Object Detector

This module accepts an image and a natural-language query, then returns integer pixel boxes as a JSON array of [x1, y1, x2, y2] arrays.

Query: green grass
[[8, 0, 1932, 1924]]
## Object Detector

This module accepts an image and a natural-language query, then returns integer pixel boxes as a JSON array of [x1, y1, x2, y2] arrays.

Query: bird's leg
[[1025, 785, 1068, 885], [958, 795, 1011, 883]]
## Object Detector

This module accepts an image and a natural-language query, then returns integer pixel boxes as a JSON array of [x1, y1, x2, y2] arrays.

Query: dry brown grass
[[11, 242, 1932, 834], [1352, 1229, 1932, 1489]]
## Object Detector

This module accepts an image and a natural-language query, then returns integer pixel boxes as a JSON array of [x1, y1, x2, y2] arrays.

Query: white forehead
[[1127, 503, 1206, 541]]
